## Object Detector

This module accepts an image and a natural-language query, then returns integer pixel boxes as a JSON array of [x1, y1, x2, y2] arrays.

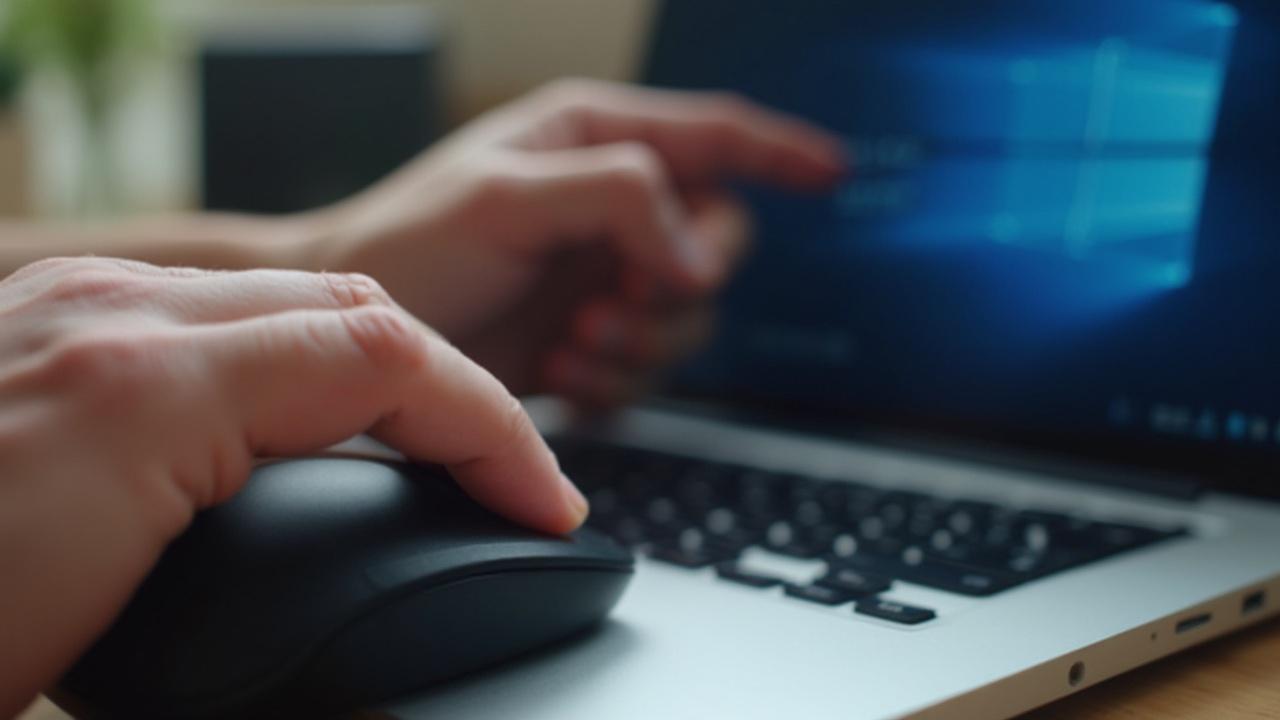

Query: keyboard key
[[736, 548, 828, 586], [736, 471, 789, 518], [831, 485, 883, 521], [676, 468, 728, 509], [944, 508, 979, 536], [784, 583, 856, 606], [830, 533, 859, 559], [761, 521, 834, 558], [855, 598, 936, 625], [833, 553, 1015, 596], [792, 499, 827, 526], [548, 437, 1189, 599], [607, 517, 650, 547], [715, 562, 784, 588], [815, 567, 892, 596]]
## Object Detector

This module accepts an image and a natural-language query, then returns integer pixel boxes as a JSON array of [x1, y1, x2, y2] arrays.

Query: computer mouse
[[54, 457, 634, 719]]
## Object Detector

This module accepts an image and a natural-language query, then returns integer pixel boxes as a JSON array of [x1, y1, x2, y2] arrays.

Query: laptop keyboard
[[551, 438, 1188, 624]]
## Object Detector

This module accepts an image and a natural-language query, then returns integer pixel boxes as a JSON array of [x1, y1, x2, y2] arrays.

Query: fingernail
[[560, 473, 590, 526]]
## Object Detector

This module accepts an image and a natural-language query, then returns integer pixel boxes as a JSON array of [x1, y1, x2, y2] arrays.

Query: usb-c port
[[1243, 590, 1266, 616], [1175, 613, 1212, 634]]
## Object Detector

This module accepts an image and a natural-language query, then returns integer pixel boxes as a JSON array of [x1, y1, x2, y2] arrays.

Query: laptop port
[[1067, 661, 1085, 688], [1175, 612, 1212, 634], [1243, 590, 1266, 615]]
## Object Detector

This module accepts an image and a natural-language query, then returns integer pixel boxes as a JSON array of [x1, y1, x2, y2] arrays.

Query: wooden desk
[[20, 617, 1280, 719]]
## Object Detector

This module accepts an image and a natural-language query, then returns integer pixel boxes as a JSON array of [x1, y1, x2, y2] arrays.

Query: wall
[[424, 0, 656, 120], [17, 0, 658, 216], [177, 0, 657, 121]]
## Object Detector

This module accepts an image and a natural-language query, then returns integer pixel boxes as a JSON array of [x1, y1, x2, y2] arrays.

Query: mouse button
[[365, 542, 538, 591], [364, 536, 631, 592], [146, 522, 369, 590], [168, 470, 451, 577], [568, 527, 636, 565], [195, 462, 425, 551]]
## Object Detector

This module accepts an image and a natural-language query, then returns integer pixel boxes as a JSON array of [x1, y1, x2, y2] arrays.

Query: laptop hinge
[[644, 397, 1206, 502]]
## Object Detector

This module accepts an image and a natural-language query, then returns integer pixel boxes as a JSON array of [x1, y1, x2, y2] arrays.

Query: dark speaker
[[200, 8, 443, 214]]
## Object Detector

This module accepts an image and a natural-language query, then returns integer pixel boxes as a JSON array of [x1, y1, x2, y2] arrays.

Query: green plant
[[1, 0, 160, 215], [1, 0, 158, 120], [0, 51, 18, 108]]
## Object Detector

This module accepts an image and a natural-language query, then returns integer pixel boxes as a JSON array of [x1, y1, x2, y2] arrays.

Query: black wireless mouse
[[54, 457, 634, 719]]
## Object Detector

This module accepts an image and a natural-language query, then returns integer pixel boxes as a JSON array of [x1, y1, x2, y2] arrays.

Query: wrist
[[272, 202, 365, 274], [237, 211, 332, 271]]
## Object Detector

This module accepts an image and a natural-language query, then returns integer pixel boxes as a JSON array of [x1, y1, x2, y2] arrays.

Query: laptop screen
[[644, 0, 1280, 492]]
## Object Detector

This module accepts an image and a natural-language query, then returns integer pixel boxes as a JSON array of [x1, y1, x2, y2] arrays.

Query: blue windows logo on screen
[[834, 1, 1238, 288]]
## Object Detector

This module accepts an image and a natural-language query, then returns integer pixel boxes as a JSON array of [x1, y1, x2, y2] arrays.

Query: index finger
[[194, 304, 588, 535], [535, 80, 848, 190]]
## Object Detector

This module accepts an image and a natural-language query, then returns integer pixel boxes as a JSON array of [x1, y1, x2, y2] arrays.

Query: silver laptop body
[[392, 1, 1280, 717], [387, 400, 1280, 719]]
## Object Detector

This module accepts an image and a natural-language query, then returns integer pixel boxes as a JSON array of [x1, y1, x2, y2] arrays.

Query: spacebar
[[831, 554, 1017, 597]]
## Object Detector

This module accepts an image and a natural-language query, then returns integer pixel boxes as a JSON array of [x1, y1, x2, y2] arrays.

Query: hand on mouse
[[298, 79, 846, 410], [0, 258, 586, 718]]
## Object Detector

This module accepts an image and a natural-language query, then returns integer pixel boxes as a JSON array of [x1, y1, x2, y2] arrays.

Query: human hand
[[0, 258, 585, 717], [302, 79, 845, 410]]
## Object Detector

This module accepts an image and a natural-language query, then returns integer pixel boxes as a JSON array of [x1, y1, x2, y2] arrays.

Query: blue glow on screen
[[823, 3, 1237, 288], [648, 0, 1280, 451]]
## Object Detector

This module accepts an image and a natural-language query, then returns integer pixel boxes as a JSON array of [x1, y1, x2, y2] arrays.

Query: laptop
[[389, 1, 1280, 717]]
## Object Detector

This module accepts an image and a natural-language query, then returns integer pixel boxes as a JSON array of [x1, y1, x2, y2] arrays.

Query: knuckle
[[528, 78, 612, 131], [604, 143, 666, 202], [6, 256, 133, 288], [610, 141, 664, 175], [6, 257, 84, 283], [42, 267, 152, 306], [88, 257, 170, 277], [8, 257, 177, 289], [42, 331, 172, 397], [322, 271, 393, 309], [455, 168, 535, 239], [699, 94, 755, 144], [704, 91, 752, 121], [537, 76, 601, 107], [340, 305, 430, 373], [467, 167, 526, 212]]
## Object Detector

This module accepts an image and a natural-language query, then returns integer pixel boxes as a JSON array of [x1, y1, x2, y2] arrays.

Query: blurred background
[[0, 0, 655, 219]]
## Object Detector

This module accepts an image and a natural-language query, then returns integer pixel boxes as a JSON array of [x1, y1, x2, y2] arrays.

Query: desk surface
[[20, 617, 1280, 719]]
